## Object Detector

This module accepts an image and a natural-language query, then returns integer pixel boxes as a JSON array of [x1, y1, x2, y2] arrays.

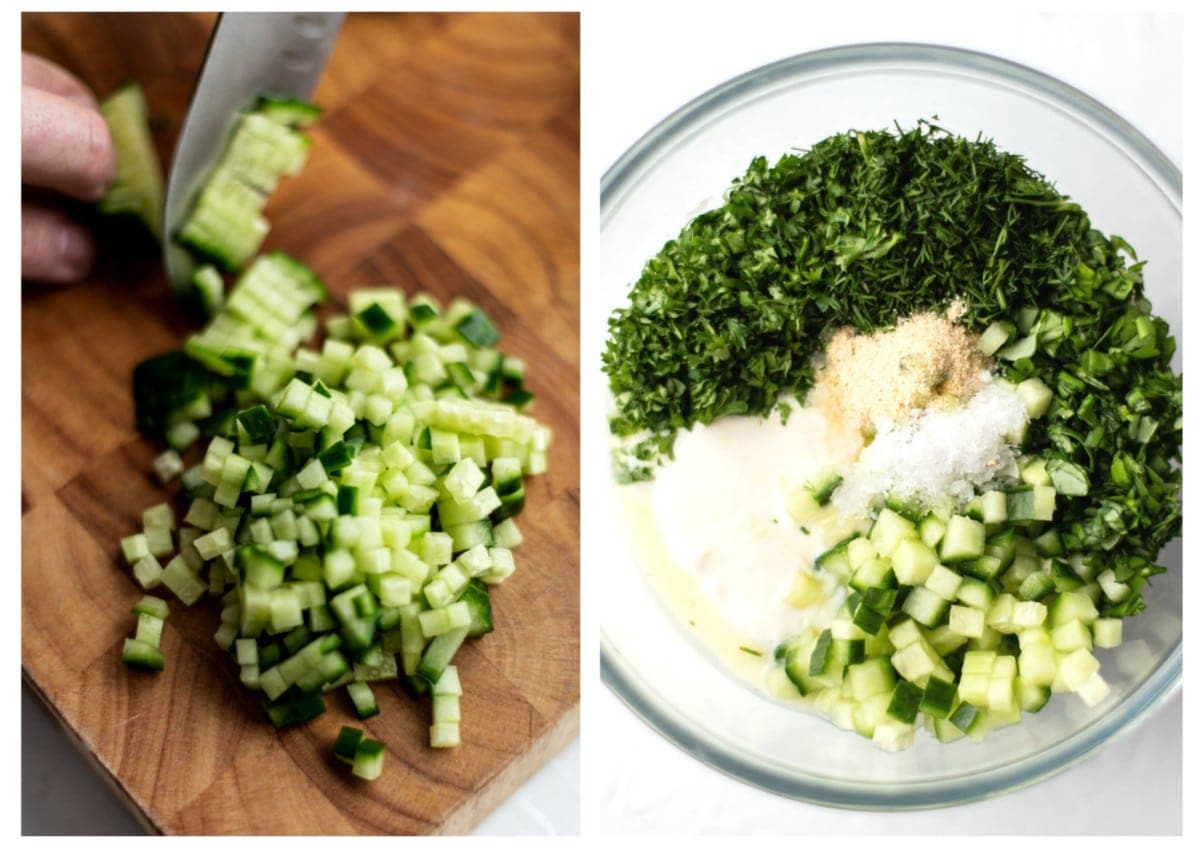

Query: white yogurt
[[618, 402, 863, 685]]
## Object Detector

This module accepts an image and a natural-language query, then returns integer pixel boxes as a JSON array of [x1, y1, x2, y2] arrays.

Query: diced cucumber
[[979, 490, 1007, 524], [815, 538, 854, 580], [892, 539, 939, 585], [782, 638, 817, 695], [417, 627, 469, 684], [1049, 590, 1099, 628], [1017, 643, 1057, 687], [933, 715, 966, 742], [977, 320, 1015, 356], [132, 595, 170, 619], [1017, 570, 1055, 601], [334, 726, 364, 764], [985, 593, 1018, 633], [918, 515, 946, 549], [926, 625, 967, 657], [351, 738, 387, 781], [890, 640, 938, 684], [939, 515, 986, 562], [122, 638, 164, 671], [901, 586, 948, 628], [808, 629, 835, 677], [924, 564, 963, 602], [1006, 486, 1056, 522], [955, 578, 995, 610], [1033, 528, 1064, 557], [887, 619, 922, 651], [1093, 618, 1123, 649], [1096, 569, 1131, 603], [805, 471, 843, 507], [850, 555, 895, 593], [948, 605, 985, 638], [1051, 620, 1093, 653], [347, 681, 380, 718], [949, 702, 985, 735], [887, 680, 923, 724], [920, 676, 957, 718], [868, 509, 918, 557], [1015, 377, 1053, 419], [846, 657, 895, 700], [1016, 678, 1051, 713], [997, 334, 1036, 361]]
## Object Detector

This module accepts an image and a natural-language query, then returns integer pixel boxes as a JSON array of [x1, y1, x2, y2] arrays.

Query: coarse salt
[[831, 377, 1028, 520]]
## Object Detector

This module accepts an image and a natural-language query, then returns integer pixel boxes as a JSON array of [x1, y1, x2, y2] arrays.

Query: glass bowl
[[590, 43, 1181, 809]]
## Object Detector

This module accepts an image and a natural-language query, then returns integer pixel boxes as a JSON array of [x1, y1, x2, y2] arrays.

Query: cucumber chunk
[[99, 82, 164, 238]]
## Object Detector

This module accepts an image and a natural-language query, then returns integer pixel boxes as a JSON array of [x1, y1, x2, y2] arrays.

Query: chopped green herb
[[738, 646, 763, 657]]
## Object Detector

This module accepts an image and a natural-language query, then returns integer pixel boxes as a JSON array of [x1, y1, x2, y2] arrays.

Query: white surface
[[587, 5, 1181, 836], [21, 681, 579, 835]]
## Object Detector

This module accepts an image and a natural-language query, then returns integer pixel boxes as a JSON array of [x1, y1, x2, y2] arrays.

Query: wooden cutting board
[[21, 12, 579, 835]]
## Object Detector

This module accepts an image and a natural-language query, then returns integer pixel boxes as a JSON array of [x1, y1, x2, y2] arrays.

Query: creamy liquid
[[619, 402, 864, 688]]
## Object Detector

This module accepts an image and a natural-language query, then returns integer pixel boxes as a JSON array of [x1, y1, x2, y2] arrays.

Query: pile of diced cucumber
[[115, 90, 549, 771], [121, 247, 549, 751], [775, 377, 1131, 751]]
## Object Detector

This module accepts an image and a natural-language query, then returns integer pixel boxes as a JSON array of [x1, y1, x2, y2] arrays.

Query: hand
[[22, 53, 117, 283]]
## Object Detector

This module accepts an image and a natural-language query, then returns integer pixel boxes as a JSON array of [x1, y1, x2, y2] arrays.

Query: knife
[[163, 11, 345, 291]]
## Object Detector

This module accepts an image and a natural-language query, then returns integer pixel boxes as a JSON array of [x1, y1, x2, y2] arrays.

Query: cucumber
[[887, 680, 923, 724], [351, 737, 387, 781], [417, 626, 469, 684], [977, 320, 1015, 356], [845, 657, 896, 700], [868, 509, 918, 557], [176, 104, 313, 270], [949, 702, 985, 735], [919, 676, 957, 718], [806, 471, 843, 507], [346, 681, 379, 718], [461, 580, 493, 637], [1016, 678, 1051, 713], [782, 639, 816, 695], [256, 95, 323, 127], [808, 629, 835, 676], [814, 538, 854, 579], [98, 82, 163, 238], [121, 637, 164, 671], [117, 244, 549, 755], [1006, 486, 1057, 523], [901, 586, 947, 628], [892, 538, 939, 585], [939, 515, 986, 562], [334, 726, 364, 764]]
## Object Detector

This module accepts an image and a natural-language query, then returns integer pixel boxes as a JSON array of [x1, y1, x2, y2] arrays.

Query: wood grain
[[21, 12, 579, 835]]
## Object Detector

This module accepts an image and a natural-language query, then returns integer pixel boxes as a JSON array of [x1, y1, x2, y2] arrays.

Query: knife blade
[[163, 11, 345, 291]]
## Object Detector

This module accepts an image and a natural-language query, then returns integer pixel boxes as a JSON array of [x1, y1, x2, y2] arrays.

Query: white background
[[584, 5, 1182, 836]]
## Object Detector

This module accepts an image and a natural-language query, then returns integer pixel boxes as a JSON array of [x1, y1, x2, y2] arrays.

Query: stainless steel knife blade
[[163, 11, 345, 291]]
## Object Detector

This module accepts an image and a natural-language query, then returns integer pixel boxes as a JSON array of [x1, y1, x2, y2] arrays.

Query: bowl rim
[[598, 40, 1182, 810]]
